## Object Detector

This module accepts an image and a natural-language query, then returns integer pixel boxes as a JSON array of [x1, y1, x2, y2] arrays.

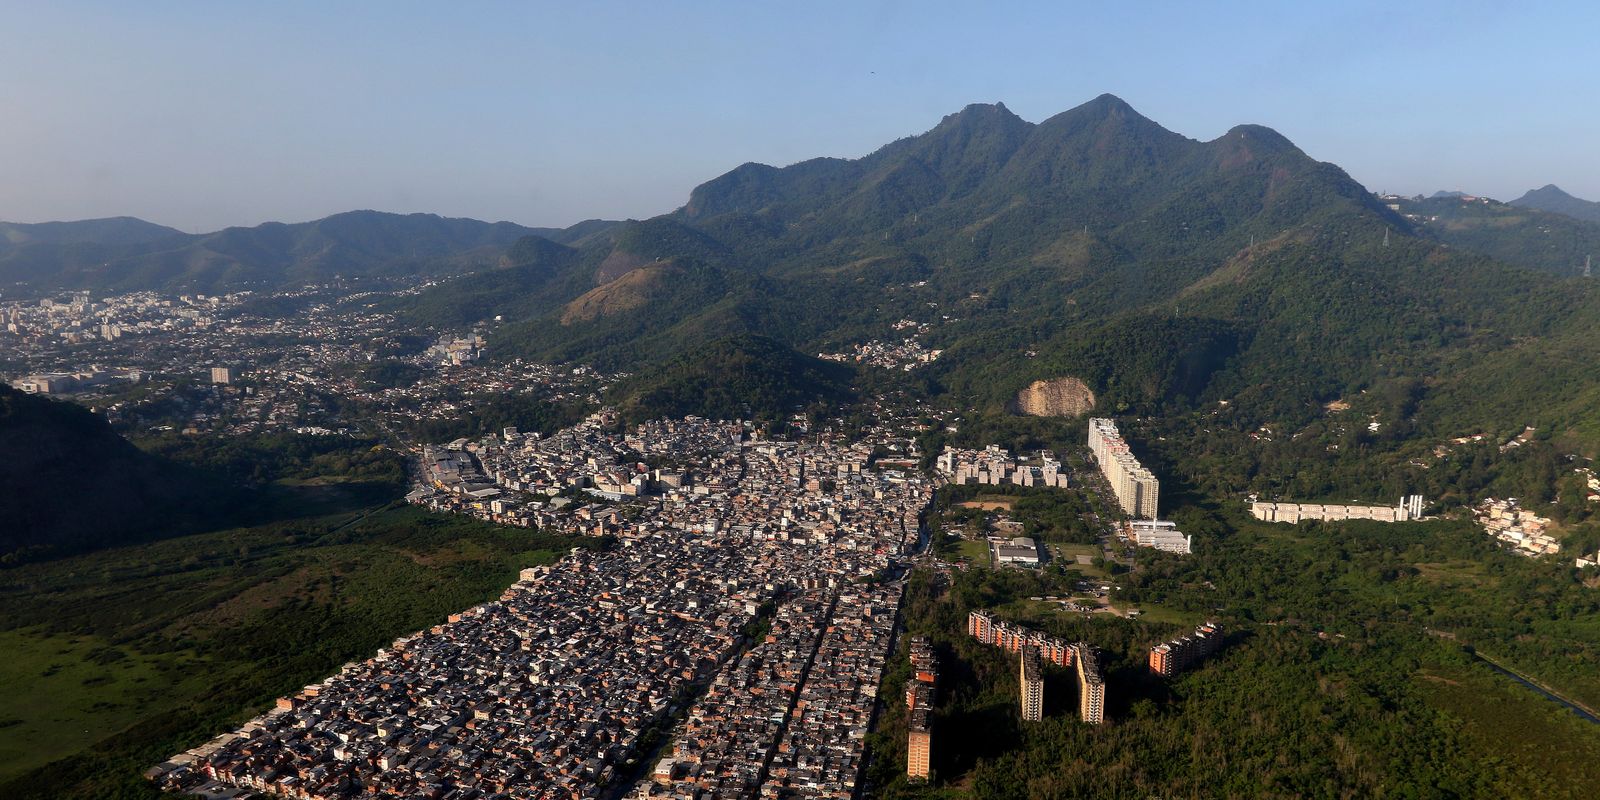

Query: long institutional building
[[1250, 494, 1424, 524], [1088, 418, 1159, 519]]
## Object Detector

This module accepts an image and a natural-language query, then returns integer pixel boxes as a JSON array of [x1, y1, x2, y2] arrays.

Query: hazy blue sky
[[1, 1, 1595, 232]]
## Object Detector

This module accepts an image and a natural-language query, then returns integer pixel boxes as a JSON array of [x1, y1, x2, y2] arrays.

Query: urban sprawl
[[5, 284, 1598, 799]]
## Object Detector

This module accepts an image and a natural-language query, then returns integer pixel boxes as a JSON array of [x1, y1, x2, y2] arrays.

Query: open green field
[[955, 538, 991, 564], [0, 630, 210, 782], [0, 504, 587, 799], [1049, 542, 1099, 563]]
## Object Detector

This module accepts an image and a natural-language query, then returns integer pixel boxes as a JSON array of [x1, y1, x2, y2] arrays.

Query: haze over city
[[2, 1, 1597, 231], [7, 5, 1600, 800]]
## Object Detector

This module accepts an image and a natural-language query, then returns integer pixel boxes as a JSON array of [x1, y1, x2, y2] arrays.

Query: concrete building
[[1087, 418, 1159, 519], [1127, 520, 1192, 555], [906, 637, 936, 781], [994, 536, 1042, 566], [210, 366, 235, 384], [907, 712, 931, 780], [11, 373, 76, 394], [1019, 646, 1044, 722], [1075, 643, 1106, 724], [1250, 494, 1424, 524], [1149, 622, 1222, 677], [968, 611, 1074, 667]]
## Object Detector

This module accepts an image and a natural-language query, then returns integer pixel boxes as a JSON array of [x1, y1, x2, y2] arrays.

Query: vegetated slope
[[606, 334, 853, 424], [0, 211, 616, 295], [1393, 194, 1599, 275], [402, 94, 1600, 449], [0, 385, 236, 562], [1512, 184, 1600, 224], [0, 216, 186, 248]]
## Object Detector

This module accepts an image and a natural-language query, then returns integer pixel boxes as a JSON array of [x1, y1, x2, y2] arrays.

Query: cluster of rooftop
[[1148, 622, 1223, 677], [0, 290, 241, 350], [1087, 418, 1158, 519], [935, 444, 1071, 489], [152, 412, 933, 799], [1474, 498, 1558, 557], [1250, 494, 1425, 524], [817, 337, 942, 371], [4, 282, 606, 439]]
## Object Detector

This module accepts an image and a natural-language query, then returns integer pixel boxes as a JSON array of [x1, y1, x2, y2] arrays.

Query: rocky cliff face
[[1010, 377, 1096, 417]]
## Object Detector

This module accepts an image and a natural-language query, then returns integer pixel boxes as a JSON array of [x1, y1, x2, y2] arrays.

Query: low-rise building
[[1127, 520, 1191, 555], [994, 536, 1041, 566]]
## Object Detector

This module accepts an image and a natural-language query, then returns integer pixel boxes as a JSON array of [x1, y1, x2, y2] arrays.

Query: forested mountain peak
[[1511, 184, 1600, 223], [398, 94, 1600, 453]]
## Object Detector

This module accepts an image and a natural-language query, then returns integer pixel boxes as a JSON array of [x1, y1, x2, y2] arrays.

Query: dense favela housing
[[150, 412, 932, 800], [1149, 622, 1223, 677], [1087, 418, 1159, 519]]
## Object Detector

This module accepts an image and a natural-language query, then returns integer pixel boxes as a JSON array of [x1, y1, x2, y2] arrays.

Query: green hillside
[[0, 386, 237, 562], [384, 94, 1600, 453], [607, 334, 853, 425], [1394, 194, 1599, 275]]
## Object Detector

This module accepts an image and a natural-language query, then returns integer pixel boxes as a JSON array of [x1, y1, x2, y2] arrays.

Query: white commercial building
[[1127, 520, 1191, 555]]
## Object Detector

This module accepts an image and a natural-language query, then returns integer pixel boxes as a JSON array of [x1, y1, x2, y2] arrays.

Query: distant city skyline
[[2, 1, 1597, 232]]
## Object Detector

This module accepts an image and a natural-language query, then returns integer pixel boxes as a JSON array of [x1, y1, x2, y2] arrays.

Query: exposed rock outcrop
[[1010, 377, 1096, 417]]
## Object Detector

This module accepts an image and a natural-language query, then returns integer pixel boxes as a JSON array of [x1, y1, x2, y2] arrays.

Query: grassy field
[[0, 631, 211, 782], [955, 538, 992, 564], [0, 503, 587, 799]]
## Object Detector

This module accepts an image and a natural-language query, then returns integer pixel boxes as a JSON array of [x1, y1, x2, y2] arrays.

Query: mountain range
[[12, 95, 1600, 452], [0, 211, 616, 295], [377, 95, 1600, 451]]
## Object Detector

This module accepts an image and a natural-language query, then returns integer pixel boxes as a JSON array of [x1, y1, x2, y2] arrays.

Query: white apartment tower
[[1087, 418, 1159, 519], [1019, 646, 1045, 722]]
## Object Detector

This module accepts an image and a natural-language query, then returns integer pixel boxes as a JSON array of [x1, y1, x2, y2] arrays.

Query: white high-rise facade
[[1087, 418, 1159, 519]]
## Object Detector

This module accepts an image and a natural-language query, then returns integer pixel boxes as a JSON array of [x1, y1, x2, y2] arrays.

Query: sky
[[1, 1, 1596, 233]]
